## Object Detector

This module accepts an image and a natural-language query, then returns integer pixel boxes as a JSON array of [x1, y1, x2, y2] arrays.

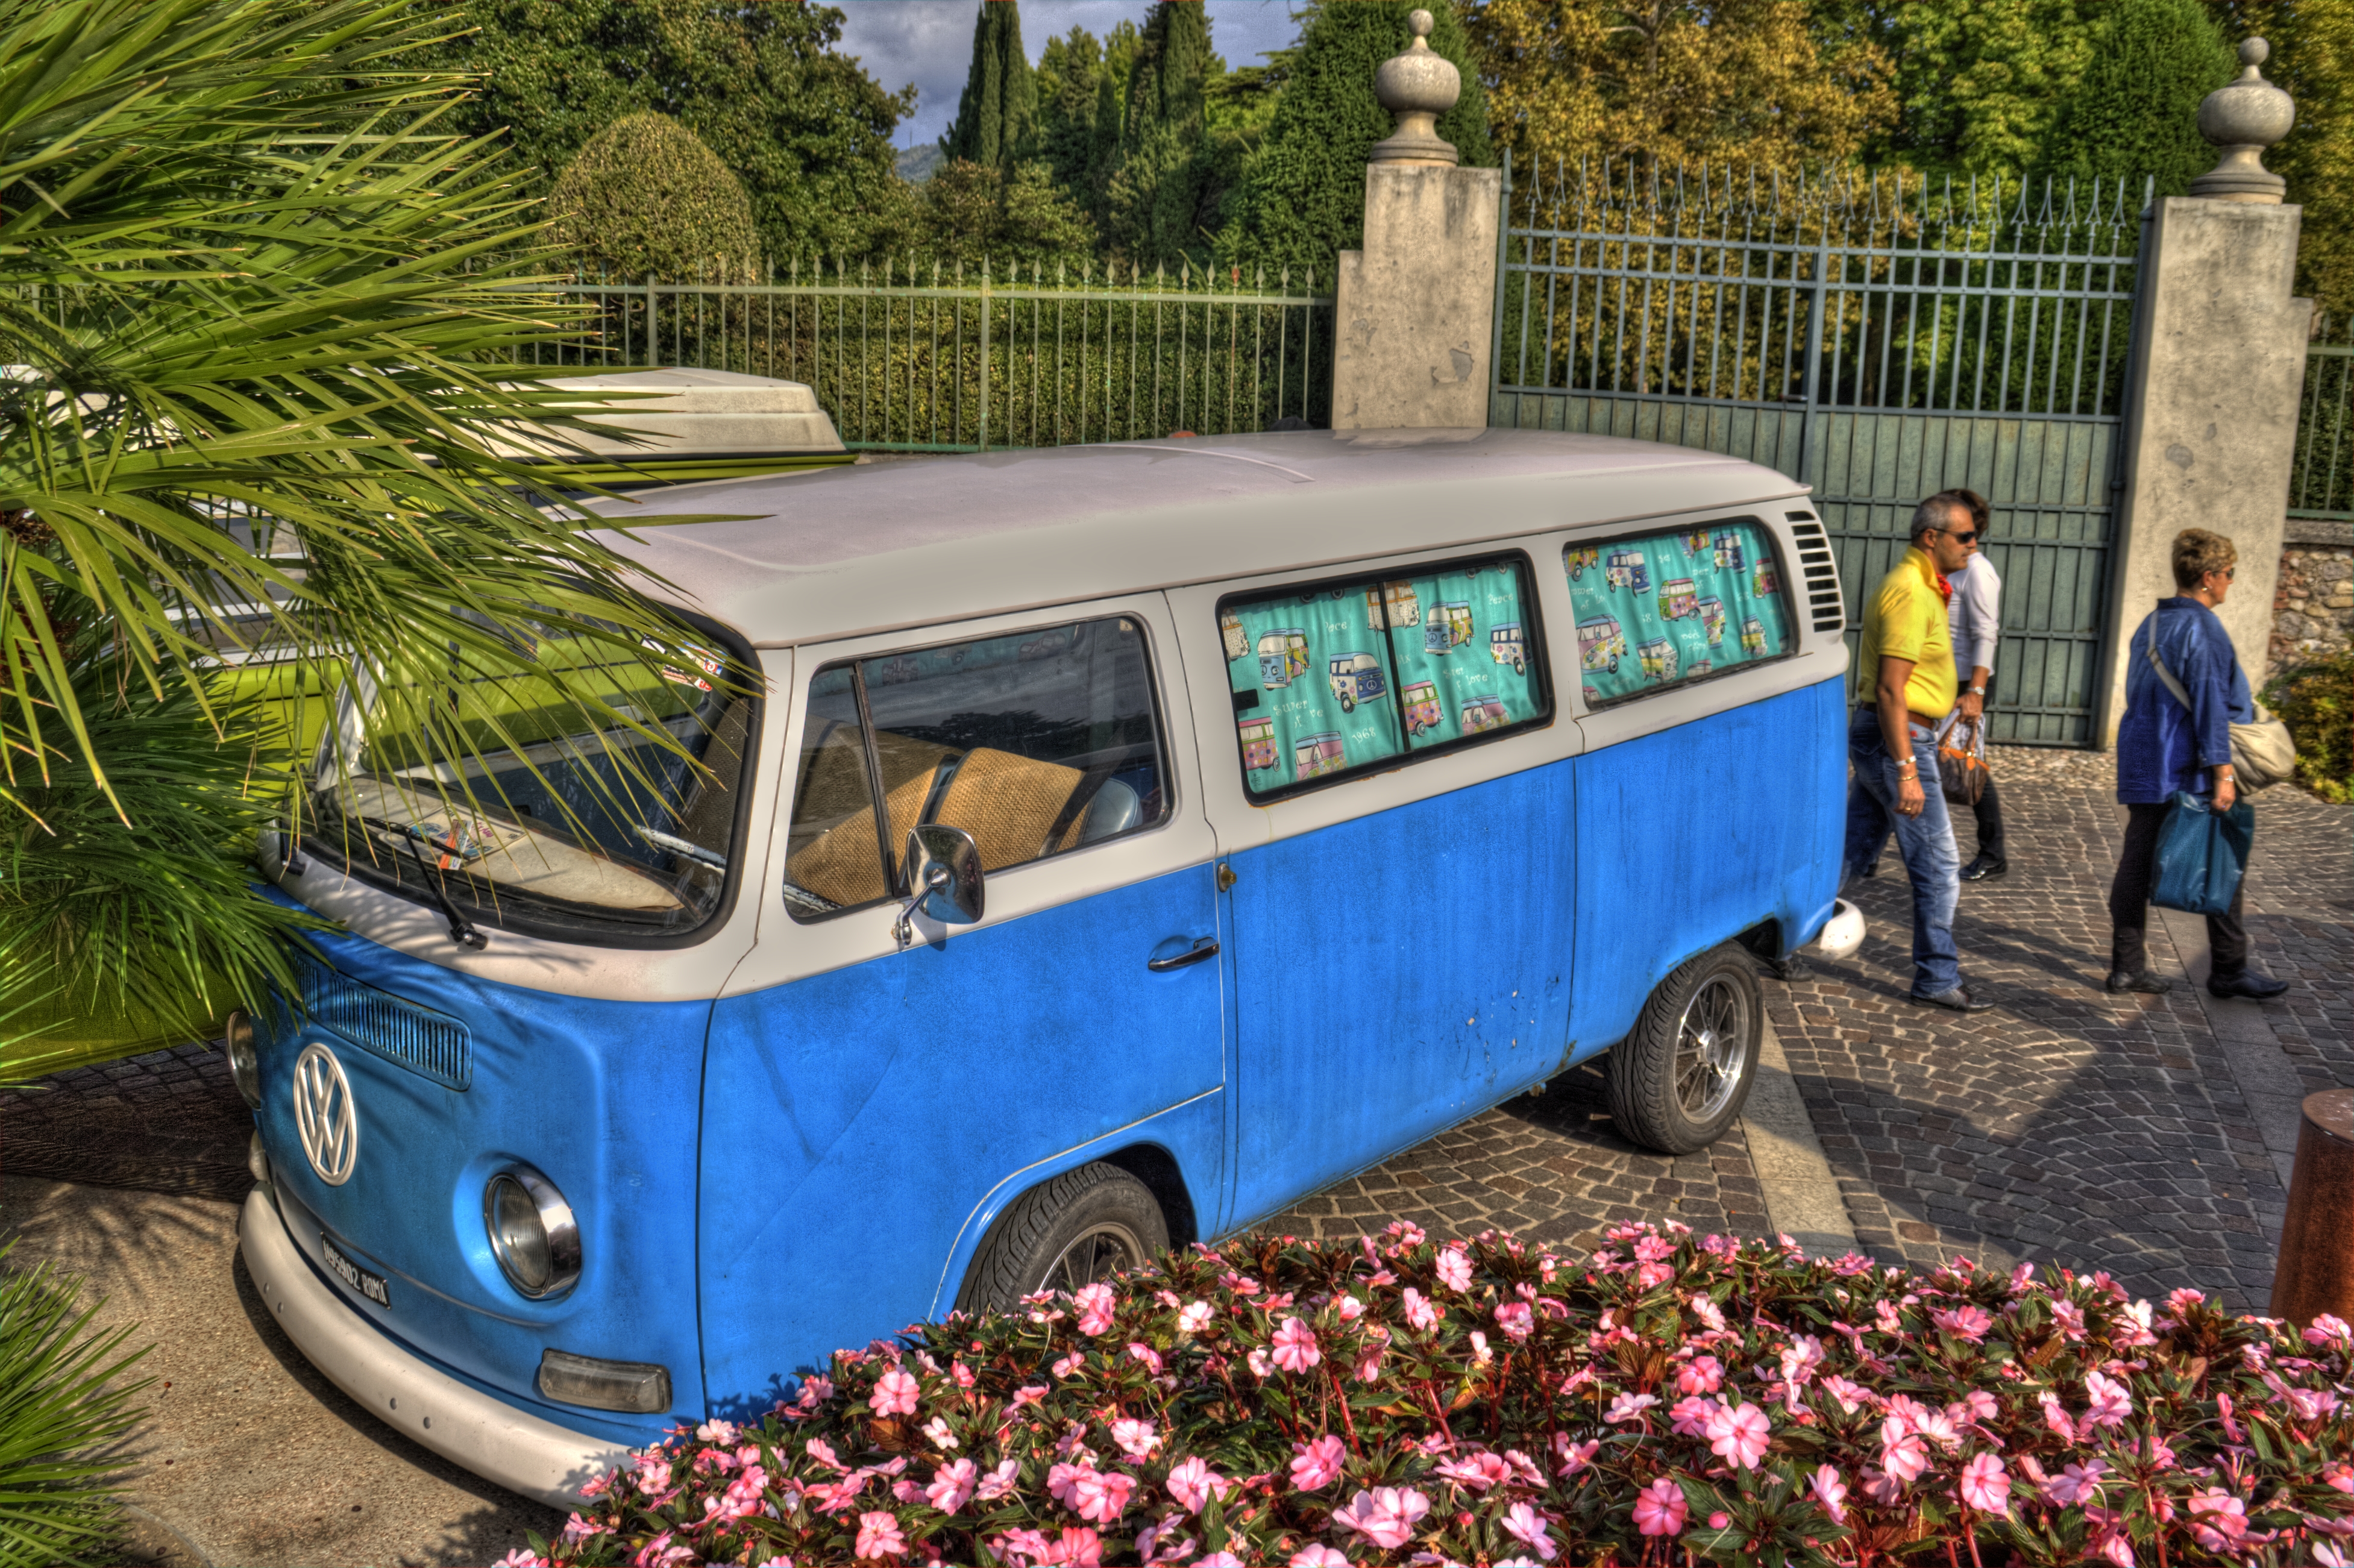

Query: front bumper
[[238, 1184, 634, 1508]]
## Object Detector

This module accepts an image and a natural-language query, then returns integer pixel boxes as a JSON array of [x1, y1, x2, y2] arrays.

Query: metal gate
[[1492, 157, 2150, 745]]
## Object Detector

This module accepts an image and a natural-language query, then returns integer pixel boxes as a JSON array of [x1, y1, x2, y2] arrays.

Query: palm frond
[[0, 1240, 151, 1568]]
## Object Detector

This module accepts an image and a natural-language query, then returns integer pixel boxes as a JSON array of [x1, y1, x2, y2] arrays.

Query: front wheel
[[1339, 693, 1355, 713], [955, 1162, 1167, 1314], [1605, 943, 1760, 1154]]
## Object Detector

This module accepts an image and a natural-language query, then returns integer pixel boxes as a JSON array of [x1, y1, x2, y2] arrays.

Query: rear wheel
[[956, 1162, 1167, 1314], [1605, 944, 1760, 1154]]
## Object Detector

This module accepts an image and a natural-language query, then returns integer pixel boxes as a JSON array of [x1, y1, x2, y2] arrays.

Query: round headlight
[[225, 1010, 262, 1109], [483, 1166, 582, 1299]]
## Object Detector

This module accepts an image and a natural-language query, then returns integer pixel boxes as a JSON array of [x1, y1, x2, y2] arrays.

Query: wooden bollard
[[2270, 1089, 2354, 1328]]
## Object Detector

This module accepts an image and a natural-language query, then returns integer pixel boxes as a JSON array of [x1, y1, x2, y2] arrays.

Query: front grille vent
[[1785, 513, 1845, 635], [280, 959, 472, 1091]]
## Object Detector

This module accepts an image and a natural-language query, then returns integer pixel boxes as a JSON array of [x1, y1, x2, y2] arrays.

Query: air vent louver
[[1785, 513, 1845, 635], [277, 959, 472, 1091]]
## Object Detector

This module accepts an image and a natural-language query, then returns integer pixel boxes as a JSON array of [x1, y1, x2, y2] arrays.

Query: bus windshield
[[304, 620, 756, 944]]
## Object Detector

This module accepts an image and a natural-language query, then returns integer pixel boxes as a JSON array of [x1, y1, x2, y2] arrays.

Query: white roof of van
[[583, 429, 1811, 647]]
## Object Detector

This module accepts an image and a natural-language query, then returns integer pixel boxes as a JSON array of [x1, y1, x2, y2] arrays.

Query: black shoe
[[2106, 969, 2173, 995], [1911, 985, 1995, 1012], [2208, 970, 2289, 1001], [1769, 953, 1813, 982], [1960, 856, 2007, 882], [1858, 863, 1880, 879]]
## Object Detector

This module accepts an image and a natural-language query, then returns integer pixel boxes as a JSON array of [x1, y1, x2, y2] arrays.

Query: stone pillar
[[1329, 11, 1500, 433], [2101, 39, 2313, 742]]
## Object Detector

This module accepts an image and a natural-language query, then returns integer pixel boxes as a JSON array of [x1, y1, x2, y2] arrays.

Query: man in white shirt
[[1944, 491, 2006, 880]]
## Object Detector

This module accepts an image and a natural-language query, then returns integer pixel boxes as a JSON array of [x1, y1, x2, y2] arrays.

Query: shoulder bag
[[2141, 619, 2298, 792], [1934, 711, 1989, 805]]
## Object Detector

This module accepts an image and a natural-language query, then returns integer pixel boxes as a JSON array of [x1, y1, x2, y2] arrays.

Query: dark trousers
[[2108, 800, 2249, 978], [1965, 771, 2006, 865]]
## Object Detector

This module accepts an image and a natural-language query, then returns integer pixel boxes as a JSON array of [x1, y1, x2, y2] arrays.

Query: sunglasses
[[1942, 528, 1980, 545]]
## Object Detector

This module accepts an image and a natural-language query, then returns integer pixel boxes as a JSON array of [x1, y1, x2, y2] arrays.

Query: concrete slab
[[2156, 904, 2306, 1188], [0, 1176, 560, 1567], [1740, 1020, 1862, 1259]]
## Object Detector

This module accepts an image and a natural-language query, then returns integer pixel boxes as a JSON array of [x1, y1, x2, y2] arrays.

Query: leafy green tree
[[2040, 0, 2235, 198], [1106, 1, 1220, 266], [1881, 0, 2102, 175], [879, 160, 1097, 268], [1037, 25, 1109, 199], [550, 112, 760, 280], [1222, 1, 1491, 278], [2208, 0, 2353, 314], [1, 0, 724, 1070], [942, 0, 1038, 174], [421, 0, 912, 259]]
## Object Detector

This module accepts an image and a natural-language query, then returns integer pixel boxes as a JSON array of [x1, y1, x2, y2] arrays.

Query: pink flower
[[1689, 1294, 1728, 1332], [494, 1552, 551, 1567], [1178, 1300, 1214, 1334], [1012, 1385, 1050, 1408], [1402, 1288, 1440, 1331], [1126, 1342, 1165, 1376], [2323, 1461, 2354, 1496], [1331, 1485, 1432, 1549], [1271, 1317, 1322, 1373], [1820, 1375, 1869, 1414], [1434, 1247, 1474, 1292], [1052, 1353, 1087, 1379], [927, 1458, 977, 1514], [871, 1367, 920, 1418], [1634, 1477, 1689, 1537], [1469, 1331, 1492, 1365], [1166, 1455, 1230, 1514], [1932, 1304, 1993, 1343], [1111, 1419, 1160, 1459], [923, 1416, 959, 1449], [976, 1459, 1022, 1502], [854, 1511, 907, 1560], [2082, 1370, 2132, 1429], [1436, 1450, 1511, 1491], [2188, 1488, 2249, 1554], [1880, 1427, 1929, 1488], [1553, 1436, 1601, 1477], [1605, 1392, 1659, 1425], [1707, 1402, 1771, 1470], [2040, 1458, 2108, 1506], [1073, 1282, 1118, 1336], [1337, 1294, 1365, 1321], [1070, 1468, 1137, 1524], [1501, 1502, 1558, 1561], [2303, 1313, 2351, 1348], [2053, 1300, 2087, 1340], [1810, 1464, 1848, 1523], [1957, 1452, 2010, 1515], [1289, 1546, 1350, 1568], [2039, 1391, 2079, 1443], [1290, 1434, 1346, 1491], [1669, 1395, 1719, 1437], [1677, 1355, 1725, 1395], [1047, 1526, 1105, 1567]]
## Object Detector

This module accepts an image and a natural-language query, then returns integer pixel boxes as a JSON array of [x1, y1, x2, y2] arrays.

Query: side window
[[1221, 554, 1549, 801], [1564, 520, 1794, 708], [780, 618, 1170, 921]]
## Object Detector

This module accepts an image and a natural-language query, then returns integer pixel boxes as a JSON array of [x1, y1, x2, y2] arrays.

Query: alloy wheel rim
[[1674, 974, 1751, 1121], [1040, 1221, 1147, 1296]]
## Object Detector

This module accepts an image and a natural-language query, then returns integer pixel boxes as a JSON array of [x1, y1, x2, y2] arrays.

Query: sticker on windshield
[[644, 639, 723, 692]]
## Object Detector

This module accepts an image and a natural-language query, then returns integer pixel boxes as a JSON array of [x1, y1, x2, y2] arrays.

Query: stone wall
[[2271, 521, 2354, 672]]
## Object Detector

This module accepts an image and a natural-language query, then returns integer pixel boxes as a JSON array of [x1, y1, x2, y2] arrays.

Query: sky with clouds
[[833, 1, 1304, 151]]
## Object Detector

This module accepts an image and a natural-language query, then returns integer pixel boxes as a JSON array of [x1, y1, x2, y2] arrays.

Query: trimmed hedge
[[511, 1225, 2354, 1567]]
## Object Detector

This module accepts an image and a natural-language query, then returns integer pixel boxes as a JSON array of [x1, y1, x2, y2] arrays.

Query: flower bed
[[516, 1224, 2353, 1567]]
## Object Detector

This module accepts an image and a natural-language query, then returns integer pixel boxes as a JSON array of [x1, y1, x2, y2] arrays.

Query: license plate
[[321, 1234, 392, 1308]]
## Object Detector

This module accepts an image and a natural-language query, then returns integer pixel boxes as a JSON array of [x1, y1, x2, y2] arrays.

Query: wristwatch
[[1970, 685, 1986, 697]]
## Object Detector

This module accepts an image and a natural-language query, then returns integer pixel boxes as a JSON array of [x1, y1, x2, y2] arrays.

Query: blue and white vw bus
[[232, 430, 1852, 1505]]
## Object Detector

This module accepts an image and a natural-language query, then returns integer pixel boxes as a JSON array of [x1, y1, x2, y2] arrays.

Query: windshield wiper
[[359, 815, 489, 950], [633, 824, 729, 870]]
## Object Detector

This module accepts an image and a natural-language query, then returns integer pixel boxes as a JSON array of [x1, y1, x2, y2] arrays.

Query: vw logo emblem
[[292, 1043, 360, 1187]]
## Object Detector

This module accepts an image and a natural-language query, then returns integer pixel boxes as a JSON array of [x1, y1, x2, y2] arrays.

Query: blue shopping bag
[[2152, 790, 2256, 917]]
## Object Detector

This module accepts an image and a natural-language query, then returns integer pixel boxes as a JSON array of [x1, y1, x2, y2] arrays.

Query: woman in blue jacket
[[2106, 528, 2288, 999]]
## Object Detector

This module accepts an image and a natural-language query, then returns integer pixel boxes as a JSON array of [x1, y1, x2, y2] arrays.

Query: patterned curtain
[[1564, 522, 1792, 707]]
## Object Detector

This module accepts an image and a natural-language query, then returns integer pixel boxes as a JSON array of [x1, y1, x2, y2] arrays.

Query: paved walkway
[[2, 748, 2345, 1563]]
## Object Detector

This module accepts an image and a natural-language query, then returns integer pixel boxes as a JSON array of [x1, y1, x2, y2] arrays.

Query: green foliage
[[550, 112, 759, 282], [877, 160, 1097, 268], [1883, 0, 2104, 175], [941, 0, 1038, 175], [1223, 1, 1490, 278], [0, 0, 733, 1064], [2261, 647, 2354, 802], [0, 1243, 150, 1568], [2041, 0, 2234, 197], [2221, 0, 2354, 316], [419, 0, 912, 259], [1106, 1, 1220, 267], [1037, 23, 1137, 211]]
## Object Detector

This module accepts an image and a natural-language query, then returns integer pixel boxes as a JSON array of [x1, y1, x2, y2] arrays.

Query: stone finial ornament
[[1369, 8, 1461, 167], [2190, 37, 2296, 203]]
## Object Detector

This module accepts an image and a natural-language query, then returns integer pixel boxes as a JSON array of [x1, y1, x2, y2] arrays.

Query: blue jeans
[[1842, 707, 1960, 997]]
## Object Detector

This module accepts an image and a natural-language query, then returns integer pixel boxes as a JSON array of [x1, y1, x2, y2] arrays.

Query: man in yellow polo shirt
[[1844, 495, 1992, 1012]]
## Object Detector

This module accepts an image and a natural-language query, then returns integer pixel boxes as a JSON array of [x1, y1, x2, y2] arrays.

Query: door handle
[[1147, 936, 1220, 972]]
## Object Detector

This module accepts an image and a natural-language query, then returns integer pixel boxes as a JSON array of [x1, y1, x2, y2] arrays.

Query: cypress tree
[[1106, 1, 1217, 266], [1036, 27, 1104, 196], [941, 0, 1037, 174], [1219, 1, 1491, 278], [2038, 0, 2235, 199]]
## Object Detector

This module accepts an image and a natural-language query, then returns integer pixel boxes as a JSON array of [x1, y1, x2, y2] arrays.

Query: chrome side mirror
[[894, 823, 984, 950]]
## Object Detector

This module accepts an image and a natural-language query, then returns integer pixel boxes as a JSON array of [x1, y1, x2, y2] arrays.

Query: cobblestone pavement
[[1, 1041, 251, 1202]]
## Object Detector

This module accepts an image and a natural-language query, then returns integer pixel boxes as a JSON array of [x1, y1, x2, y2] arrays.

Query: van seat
[[784, 746, 1083, 908], [1075, 779, 1143, 845]]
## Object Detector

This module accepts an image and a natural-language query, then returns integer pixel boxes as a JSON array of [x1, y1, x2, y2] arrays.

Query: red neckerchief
[[1934, 570, 1953, 605]]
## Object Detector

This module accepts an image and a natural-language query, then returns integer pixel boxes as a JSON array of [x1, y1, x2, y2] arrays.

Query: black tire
[[955, 1162, 1167, 1315], [1604, 943, 1761, 1155]]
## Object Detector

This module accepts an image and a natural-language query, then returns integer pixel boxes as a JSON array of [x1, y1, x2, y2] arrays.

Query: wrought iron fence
[[516, 257, 1335, 451], [1492, 154, 2153, 747], [2292, 312, 2353, 522]]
